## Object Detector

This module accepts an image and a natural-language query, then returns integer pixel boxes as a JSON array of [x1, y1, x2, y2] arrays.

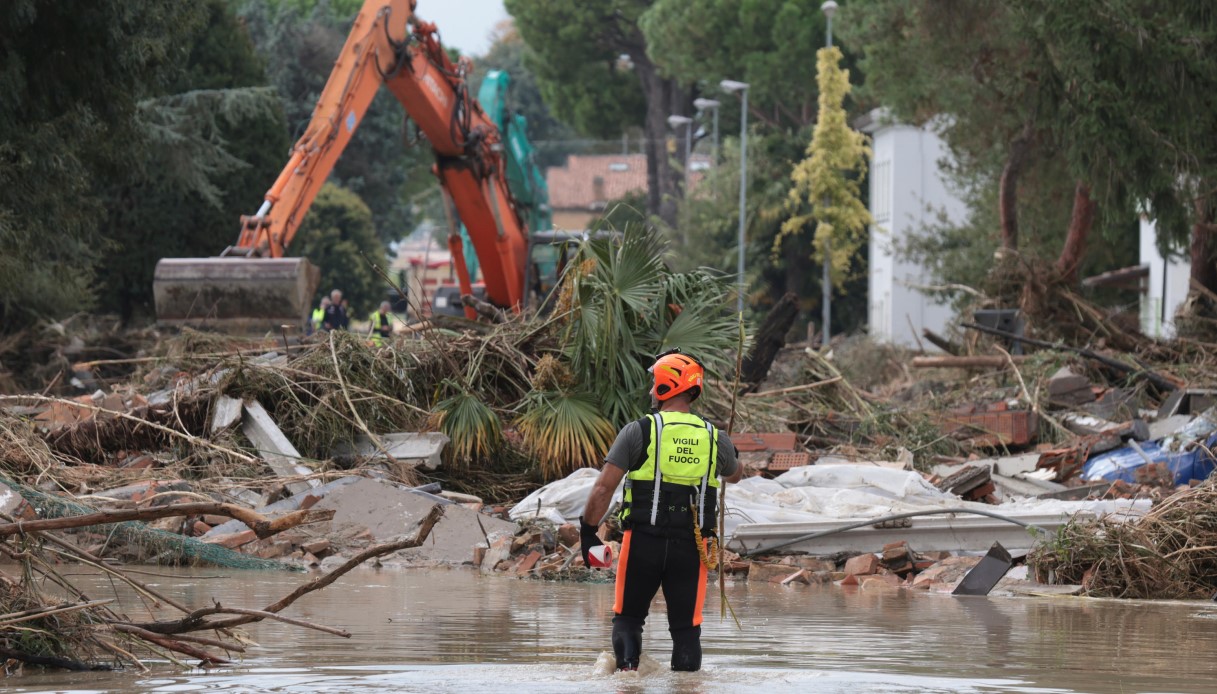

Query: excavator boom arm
[[236, 0, 529, 310]]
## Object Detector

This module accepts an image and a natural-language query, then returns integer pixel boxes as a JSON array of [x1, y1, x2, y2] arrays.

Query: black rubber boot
[[611, 615, 644, 671], [670, 626, 702, 672]]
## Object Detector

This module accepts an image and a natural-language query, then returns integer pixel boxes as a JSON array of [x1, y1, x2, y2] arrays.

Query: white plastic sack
[[509, 467, 622, 523]]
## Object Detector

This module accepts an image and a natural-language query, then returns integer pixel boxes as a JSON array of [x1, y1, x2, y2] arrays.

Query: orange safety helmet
[[649, 350, 704, 402]]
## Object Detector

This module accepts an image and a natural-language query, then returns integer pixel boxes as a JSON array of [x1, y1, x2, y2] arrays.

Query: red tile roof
[[546, 153, 709, 210]]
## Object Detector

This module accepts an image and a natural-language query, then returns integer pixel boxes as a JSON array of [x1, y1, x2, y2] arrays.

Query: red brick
[[843, 553, 881, 576], [516, 550, 543, 575], [191, 520, 211, 536], [556, 523, 579, 548], [203, 529, 257, 549]]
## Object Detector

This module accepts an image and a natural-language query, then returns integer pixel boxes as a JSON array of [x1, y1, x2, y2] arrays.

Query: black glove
[[579, 516, 603, 567]]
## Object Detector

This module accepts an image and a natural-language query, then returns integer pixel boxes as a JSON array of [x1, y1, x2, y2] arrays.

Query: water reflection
[[7, 567, 1217, 693]]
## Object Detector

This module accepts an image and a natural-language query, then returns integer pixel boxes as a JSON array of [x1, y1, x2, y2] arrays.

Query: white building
[[861, 111, 967, 348], [1139, 217, 1190, 338]]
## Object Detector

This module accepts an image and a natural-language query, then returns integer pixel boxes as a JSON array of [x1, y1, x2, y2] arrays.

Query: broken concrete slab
[[315, 477, 515, 565], [241, 399, 317, 495], [331, 432, 449, 471], [203, 476, 363, 538], [210, 395, 243, 434], [1148, 414, 1193, 441]]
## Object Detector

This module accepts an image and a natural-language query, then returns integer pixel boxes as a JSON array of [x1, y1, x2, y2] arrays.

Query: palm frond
[[516, 390, 616, 481], [431, 385, 503, 471]]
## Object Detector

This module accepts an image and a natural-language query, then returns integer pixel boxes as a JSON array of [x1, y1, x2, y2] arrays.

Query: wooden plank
[[210, 395, 243, 434]]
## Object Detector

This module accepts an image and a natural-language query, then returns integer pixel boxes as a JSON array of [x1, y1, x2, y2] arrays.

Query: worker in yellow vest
[[580, 350, 742, 672], [368, 301, 393, 347], [308, 297, 330, 335]]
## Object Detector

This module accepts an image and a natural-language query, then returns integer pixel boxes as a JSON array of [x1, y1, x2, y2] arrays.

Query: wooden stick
[[0, 599, 114, 627], [130, 631, 230, 666], [742, 376, 843, 398], [911, 355, 1029, 368], [112, 624, 245, 653], [0, 502, 334, 539]]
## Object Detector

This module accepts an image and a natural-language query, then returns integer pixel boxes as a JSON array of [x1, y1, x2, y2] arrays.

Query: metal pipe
[[737, 88, 748, 315]]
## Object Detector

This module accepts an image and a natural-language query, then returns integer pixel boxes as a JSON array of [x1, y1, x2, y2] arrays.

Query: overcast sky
[[418, 0, 509, 57]]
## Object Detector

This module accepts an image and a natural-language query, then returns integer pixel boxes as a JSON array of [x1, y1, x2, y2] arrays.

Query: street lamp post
[[821, 0, 837, 347], [720, 80, 749, 315], [667, 114, 694, 198], [693, 97, 721, 165]]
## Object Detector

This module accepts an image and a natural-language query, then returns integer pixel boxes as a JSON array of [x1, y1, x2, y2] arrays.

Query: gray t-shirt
[[605, 417, 739, 478]]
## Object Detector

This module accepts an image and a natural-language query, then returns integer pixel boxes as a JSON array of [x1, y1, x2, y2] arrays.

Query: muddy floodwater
[[9, 567, 1217, 693]]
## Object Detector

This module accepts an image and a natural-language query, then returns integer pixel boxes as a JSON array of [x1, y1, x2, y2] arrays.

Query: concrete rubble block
[[1047, 367, 1094, 406], [210, 395, 243, 434], [747, 562, 800, 583], [793, 557, 836, 573], [912, 556, 982, 588], [843, 553, 882, 576], [860, 575, 902, 591], [241, 399, 317, 495], [314, 477, 516, 565], [301, 539, 331, 557], [881, 541, 915, 574], [481, 536, 514, 574], [331, 432, 450, 471]]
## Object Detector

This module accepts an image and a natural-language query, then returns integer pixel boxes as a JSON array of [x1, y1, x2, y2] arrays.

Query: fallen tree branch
[[0, 599, 114, 628], [0, 394, 257, 465], [0, 502, 334, 540], [0, 646, 111, 672], [911, 355, 1029, 369], [742, 376, 843, 398], [961, 322, 1181, 392], [111, 624, 245, 653], [129, 504, 445, 635]]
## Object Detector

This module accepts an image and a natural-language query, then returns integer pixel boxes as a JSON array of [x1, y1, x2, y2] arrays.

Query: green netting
[[1, 475, 300, 571]]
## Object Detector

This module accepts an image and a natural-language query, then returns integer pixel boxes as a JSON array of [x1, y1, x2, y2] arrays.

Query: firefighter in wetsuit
[[580, 350, 741, 672]]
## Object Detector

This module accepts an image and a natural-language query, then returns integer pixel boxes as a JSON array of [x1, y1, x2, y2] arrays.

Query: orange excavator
[[153, 0, 532, 330]]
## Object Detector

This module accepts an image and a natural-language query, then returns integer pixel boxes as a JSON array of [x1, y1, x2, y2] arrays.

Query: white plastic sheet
[[508, 464, 1148, 540]]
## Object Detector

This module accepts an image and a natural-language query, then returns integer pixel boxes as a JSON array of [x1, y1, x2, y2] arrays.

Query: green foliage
[[516, 390, 617, 479], [504, 0, 649, 140], [238, 0, 425, 246], [1008, 0, 1217, 248], [433, 388, 504, 471], [292, 183, 387, 315], [0, 0, 208, 328], [779, 47, 871, 289], [95, 0, 291, 322], [640, 0, 829, 130], [560, 225, 739, 426]]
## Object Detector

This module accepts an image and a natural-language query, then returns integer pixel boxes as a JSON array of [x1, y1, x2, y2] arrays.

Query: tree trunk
[[998, 124, 1034, 250], [1054, 182, 1095, 284], [631, 54, 686, 228], [741, 292, 798, 385], [1190, 196, 1217, 292]]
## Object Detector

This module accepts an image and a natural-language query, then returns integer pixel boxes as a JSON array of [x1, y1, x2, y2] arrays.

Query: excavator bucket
[[153, 257, 320, 334]]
